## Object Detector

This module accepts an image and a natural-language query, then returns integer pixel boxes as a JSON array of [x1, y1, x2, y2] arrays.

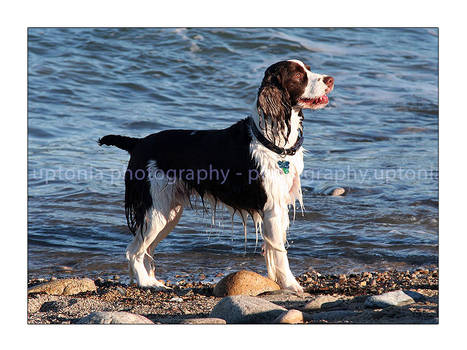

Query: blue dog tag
[[277, 160, 290, 174]]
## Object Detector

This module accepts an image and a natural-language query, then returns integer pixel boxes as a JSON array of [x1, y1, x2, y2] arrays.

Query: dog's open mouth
[[299, 95, 329, 109]]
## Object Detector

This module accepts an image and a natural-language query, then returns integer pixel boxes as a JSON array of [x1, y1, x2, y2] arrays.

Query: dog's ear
[[257, 84, 292, 143]]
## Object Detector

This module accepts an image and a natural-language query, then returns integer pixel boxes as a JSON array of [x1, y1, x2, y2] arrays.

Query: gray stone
[[210, 295, 287, 324], [179, 317, 226, 325], [76, 311, 154, 324], [27, 278, 97, 296], [273, 309, 304, 324], [364, 290, 424, 308], [303, 295, 343, 310]]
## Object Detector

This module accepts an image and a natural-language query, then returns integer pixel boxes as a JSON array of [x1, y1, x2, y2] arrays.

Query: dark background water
[[28, 28, 438, 283]]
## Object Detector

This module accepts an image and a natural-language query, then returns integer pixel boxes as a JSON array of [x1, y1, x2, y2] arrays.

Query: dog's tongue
[[319, 95, 329, 104]]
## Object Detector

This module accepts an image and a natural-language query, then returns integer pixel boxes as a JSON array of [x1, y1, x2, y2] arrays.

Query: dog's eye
[[294, 72, 302, 79]]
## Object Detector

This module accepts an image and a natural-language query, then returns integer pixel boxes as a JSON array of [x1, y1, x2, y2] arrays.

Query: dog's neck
[[250, 103, 303, 149]]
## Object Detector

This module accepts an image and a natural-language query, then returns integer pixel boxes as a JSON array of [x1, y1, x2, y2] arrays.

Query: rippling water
[[28, 28, 438, 282]]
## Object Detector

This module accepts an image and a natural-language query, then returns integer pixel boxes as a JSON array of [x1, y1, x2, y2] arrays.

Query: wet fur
[[98, 59, 333, 292]]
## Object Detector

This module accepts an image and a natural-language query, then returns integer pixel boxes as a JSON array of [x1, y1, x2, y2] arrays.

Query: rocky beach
[[27, 268, 438, 324]]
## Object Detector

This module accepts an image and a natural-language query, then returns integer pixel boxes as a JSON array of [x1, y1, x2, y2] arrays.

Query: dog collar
[[248, 116, 303, 157]]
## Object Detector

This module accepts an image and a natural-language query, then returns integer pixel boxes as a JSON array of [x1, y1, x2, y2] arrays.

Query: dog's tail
[[98, 135, 140, 153]]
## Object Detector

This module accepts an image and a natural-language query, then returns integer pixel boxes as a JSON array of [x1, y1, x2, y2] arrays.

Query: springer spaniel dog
[[99, 59, 334, 292]]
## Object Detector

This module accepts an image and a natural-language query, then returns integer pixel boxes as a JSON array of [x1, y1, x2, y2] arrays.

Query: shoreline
[[28, 268, 438, 324]]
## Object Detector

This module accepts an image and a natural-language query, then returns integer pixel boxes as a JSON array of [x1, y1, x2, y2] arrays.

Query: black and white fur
[[99, 59, 334, 292]]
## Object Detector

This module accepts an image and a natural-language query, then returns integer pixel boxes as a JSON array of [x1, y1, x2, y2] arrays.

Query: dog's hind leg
[[262, 206, 303, 293], [126, 205, 183, 288], [143, 205, 183, 283]]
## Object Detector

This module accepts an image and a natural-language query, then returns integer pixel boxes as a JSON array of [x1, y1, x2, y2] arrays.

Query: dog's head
[[257, 59, 334, 142]]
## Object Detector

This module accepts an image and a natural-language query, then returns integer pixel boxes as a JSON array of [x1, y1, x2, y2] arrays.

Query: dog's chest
[[250, 141, 304, 208]]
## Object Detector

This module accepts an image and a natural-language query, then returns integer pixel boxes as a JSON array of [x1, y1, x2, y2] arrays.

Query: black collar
[[248, 116, 304, 156]]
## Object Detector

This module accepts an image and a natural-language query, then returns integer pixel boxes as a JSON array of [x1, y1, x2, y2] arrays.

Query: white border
[[2, 0, 466, 348]]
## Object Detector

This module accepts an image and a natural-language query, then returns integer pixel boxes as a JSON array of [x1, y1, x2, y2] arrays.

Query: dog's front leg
[[262, 206, 303, 293]]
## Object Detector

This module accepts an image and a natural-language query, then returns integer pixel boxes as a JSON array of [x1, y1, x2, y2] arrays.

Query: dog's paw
[[138, 278, 172, 290], [281, 279, 304, 294], [150, 285, 172, 292], [287, 284, 304, 294]]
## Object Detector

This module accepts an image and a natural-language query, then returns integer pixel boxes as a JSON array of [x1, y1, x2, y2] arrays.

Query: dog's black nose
[[323, 76, 334, 88]]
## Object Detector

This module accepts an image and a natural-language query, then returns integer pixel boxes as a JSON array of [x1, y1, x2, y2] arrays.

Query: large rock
[[364, 290, 424, 308], [209, 295, 286, 324], [213, 270, 280, 297], [76, 311, 154, 324], [27, 278, 97, 296]]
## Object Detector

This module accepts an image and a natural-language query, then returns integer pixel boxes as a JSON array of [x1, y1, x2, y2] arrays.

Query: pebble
[[331, 187, 346, 196], [57, 266, 73, 272], [177, 289, 194, 297], [170, 297, 183, 302], [321, 186, 346, 196]]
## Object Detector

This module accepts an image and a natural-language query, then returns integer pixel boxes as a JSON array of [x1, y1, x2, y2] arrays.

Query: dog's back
[[99, 118, 267, 235]]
